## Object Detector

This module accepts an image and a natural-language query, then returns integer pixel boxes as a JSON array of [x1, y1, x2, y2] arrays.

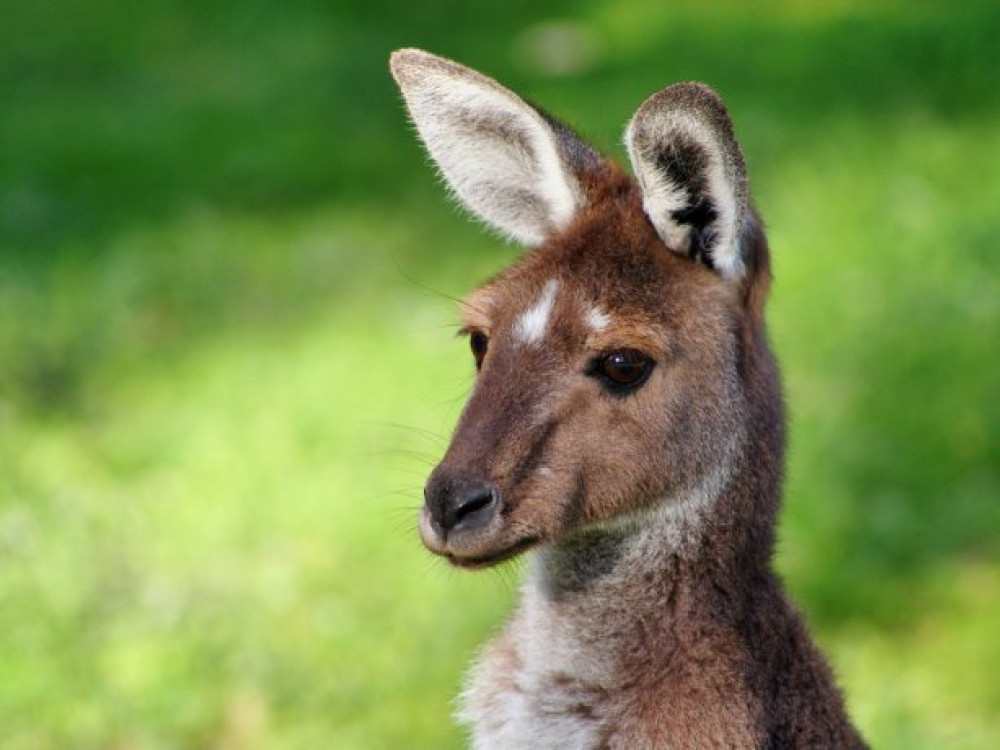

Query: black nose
[[424, 474, 500, 537]]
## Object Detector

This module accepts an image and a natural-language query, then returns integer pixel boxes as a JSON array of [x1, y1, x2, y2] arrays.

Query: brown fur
[[393, 49, 866, 747], [431, 168, 866, 746]]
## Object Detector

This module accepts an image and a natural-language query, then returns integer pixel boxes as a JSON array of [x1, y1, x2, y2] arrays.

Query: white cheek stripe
[[585, 307, 610, 332], [515, 279, 560, 345]]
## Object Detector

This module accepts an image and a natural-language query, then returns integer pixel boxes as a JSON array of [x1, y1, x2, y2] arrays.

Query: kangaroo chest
[[458, 573, 763, 750]]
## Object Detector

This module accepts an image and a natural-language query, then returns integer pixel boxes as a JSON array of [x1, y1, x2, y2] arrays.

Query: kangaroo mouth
[[446, 535, 542, 569]]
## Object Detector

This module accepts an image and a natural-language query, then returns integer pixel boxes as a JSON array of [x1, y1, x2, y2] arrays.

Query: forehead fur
[[460, 168, 734, 342]]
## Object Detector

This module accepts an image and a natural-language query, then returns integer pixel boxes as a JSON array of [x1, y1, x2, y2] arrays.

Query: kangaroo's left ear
[[625, 83, 749, 278]]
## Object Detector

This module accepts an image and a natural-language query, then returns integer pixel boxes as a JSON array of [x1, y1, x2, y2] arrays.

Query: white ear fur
[[625, 83, 748, 278], [390, 48, 589, 245]]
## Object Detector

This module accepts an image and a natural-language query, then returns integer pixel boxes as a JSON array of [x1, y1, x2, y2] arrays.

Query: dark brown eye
[[595, 349, 653, 390], [470, 331, 489, 369]]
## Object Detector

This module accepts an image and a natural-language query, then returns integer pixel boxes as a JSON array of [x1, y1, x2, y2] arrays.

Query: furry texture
[[514, 279, 561, 345], [392, 49, 867, 749], [626, 83, 749, 278], [390, 49, 599, 245]]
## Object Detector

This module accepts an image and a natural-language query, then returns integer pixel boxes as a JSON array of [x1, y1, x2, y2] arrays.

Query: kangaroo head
[[390, 49, 773, 569]]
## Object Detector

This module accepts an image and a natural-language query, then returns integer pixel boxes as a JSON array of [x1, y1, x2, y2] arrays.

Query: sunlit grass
[[1, 0, 997, 747], [0, 227, 512, 746]]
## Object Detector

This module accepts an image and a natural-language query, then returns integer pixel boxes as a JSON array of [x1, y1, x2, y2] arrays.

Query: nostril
[[448, 482, 499, 533], [455, 487, 495, 521]]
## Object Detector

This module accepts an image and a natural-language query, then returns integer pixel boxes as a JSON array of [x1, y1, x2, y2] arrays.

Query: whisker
[[372, 448, 440, 466], [364, 421, 449, 446], [389, 254, 490, 318]]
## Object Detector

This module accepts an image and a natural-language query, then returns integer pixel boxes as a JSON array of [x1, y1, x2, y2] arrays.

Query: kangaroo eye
[[470, 331, 489, 369], [595, 349, 653, 390]]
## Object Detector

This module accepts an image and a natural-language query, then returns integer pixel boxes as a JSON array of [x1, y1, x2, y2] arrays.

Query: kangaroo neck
[[526, 461, 780, 648]]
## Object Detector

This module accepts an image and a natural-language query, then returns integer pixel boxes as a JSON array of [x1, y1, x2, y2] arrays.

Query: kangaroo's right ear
[[390, 48, 600, 246]]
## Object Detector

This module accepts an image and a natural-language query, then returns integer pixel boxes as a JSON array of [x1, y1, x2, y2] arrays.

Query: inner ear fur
[[390, 48, 602, 246], [625, 83, 749, 278]]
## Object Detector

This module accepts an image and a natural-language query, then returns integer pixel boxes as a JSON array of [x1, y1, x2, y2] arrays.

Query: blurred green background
[[1, 0, 997, 747]]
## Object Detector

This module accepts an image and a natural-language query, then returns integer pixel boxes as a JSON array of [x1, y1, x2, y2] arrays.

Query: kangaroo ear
[[390, 48, 600, 246], [625, 83, 749, 278]]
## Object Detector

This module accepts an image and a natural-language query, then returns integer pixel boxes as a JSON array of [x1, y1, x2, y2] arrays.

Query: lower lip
[[446, 536, 540, 569]]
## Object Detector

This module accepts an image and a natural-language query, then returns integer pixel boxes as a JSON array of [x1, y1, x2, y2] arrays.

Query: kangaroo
[[390, 48, 867, 749]]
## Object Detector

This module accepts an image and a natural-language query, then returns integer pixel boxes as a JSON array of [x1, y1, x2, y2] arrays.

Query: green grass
[[1, 0, 997, 747]]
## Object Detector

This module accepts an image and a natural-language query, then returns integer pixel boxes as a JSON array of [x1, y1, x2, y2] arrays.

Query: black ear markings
[[673, 198, 719, 269], [625, 82, 750, 278], [652, 139, 709, 195], [652, 139, 720, 269]]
